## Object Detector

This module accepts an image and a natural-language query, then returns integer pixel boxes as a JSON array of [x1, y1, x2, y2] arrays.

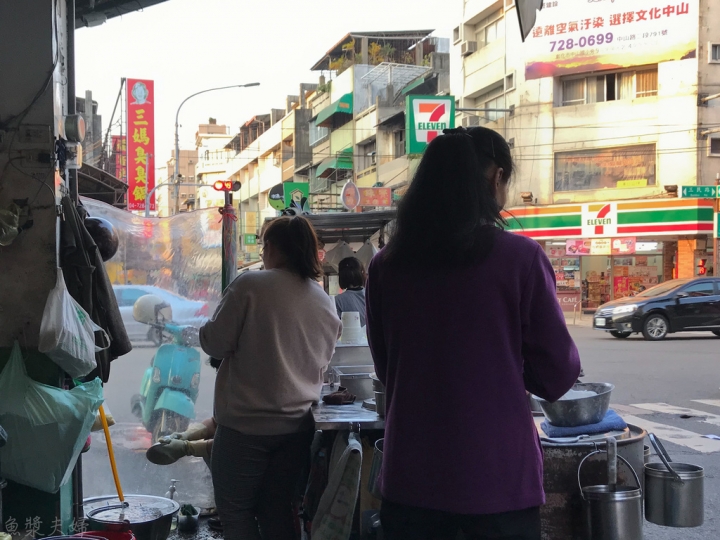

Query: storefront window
[[554, 144, 656, 192], [547, 239, 665, 311]]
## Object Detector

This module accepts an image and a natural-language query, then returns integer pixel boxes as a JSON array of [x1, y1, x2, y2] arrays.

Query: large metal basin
[[84, 495, 179, 540], [534, 383, 614, 427]]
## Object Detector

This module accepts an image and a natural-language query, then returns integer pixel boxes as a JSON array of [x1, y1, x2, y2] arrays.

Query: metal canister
[[540, 424, 647, 540], [645, 462, 704, 527], [579, 438, 643, 540], [367, 439, 384, 500], [643, 445, 650, 464]]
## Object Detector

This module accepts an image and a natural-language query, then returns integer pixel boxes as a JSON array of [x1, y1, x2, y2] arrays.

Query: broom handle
[[99, 405, 125, 502]]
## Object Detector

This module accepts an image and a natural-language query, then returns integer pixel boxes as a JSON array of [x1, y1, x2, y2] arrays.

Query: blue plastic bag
[[0, 342, 103, 493]]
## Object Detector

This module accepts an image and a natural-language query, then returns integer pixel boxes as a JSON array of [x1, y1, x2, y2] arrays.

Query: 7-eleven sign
[[406, 95, 456, 154], [582, 203, 618, 238]]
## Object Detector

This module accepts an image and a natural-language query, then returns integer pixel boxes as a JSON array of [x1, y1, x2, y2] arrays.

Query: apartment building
[[456, 0, 720, 309], [305, 30, 450, 210], [195, 120, 234, 210]]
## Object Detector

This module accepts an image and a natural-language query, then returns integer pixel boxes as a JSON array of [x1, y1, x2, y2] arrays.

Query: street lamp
[[173, 82, 260, 214]]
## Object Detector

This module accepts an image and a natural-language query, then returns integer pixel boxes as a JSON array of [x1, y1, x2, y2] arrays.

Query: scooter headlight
[[152, 367, 161, 384], [191, 373, 200, 389]]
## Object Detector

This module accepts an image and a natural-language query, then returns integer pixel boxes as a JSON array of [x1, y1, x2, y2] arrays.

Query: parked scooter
[[130, 295, 201, 442]]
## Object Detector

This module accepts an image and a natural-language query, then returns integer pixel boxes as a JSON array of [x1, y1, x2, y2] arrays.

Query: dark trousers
[[211, 423, 314, 540], [380, 499, 541, 540]]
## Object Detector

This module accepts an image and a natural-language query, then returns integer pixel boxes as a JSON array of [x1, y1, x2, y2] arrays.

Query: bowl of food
[[533, 382, 614, 427]]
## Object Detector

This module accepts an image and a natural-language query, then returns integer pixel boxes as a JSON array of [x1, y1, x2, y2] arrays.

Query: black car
[[593, 278, 720, 341]]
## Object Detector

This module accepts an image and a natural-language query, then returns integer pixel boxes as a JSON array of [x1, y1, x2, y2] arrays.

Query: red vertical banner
[[111, 135, 127, 182], [126, 79, 155, 211]]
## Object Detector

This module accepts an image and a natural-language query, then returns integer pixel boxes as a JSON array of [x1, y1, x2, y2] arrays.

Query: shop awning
[[317, 150, 353, 178], [315, 93, 353, 127], [78, 163, 128, 208]]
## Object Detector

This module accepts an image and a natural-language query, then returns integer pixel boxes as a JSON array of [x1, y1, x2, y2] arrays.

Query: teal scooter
[[130, 295, 201, 442]]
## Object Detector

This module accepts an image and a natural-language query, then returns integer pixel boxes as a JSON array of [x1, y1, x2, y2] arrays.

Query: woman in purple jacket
[[366, 126, 581, 540]]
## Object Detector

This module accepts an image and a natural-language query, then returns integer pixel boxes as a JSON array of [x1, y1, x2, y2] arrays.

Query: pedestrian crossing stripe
[[693, 399, 720, 409], [621, 414, 720, 454], [632, 403, 720, 428]]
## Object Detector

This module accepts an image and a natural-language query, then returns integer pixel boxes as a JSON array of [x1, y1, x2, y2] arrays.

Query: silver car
[[113, 285, 210, 344]]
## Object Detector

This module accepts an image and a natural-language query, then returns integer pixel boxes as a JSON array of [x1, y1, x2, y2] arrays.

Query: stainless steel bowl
[[533, 382, 614, 427]]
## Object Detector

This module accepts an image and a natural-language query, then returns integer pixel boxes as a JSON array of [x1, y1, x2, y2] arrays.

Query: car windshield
[[635, 280, 691, 298]]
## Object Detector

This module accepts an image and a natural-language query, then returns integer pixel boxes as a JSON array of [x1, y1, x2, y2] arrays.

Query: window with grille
[[560, 67, 658, 106]]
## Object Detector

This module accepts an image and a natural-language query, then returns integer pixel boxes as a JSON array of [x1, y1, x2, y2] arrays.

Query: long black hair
[[383, 126, 514, 268]]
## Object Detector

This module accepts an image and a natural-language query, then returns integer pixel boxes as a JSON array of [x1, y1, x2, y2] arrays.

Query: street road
[[82, 328, 720, 538]]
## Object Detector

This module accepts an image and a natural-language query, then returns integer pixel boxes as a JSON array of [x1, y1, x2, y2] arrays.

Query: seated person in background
[[334, 257, 367, 327]]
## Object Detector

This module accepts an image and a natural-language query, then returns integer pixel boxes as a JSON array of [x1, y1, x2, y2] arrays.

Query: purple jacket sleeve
[[521, 246, 581, 402], [365, 256, 388, 386]]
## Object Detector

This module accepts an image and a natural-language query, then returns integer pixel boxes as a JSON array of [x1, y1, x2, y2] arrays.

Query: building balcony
[[282, 156, 295, 182], [356, 165, 377, 188], [378, 155, 413, 187]]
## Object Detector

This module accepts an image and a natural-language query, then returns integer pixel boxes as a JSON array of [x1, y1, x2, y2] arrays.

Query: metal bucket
[[645, 462, 704, 527], [579, 438, 643, 540], [540, 423, 646, 540], [367, 439, 383, 500]]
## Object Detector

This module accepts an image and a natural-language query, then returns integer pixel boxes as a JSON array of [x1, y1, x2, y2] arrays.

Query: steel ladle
[[648, 433, 684, 484]]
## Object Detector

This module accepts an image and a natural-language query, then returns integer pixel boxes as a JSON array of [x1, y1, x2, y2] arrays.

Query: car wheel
[[643, 314, 669, 341], [610, 331, 632, 339]]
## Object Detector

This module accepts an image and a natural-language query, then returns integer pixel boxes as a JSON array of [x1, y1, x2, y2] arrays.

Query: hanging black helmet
[[85, 217, 119, 262]]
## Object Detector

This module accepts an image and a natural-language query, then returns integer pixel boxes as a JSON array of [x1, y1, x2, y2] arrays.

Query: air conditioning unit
[[368, 151, 377, 165], [461, 41, 478, 57], [461, 116, 481, 128]]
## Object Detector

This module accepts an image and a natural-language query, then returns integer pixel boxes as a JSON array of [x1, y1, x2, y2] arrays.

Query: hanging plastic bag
[[38, 269, 109, 378], [0, 342, 103, 493], [91, 403, 115, 432]]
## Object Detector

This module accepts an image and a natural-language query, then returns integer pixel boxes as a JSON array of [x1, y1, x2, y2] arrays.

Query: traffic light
[[213, 180, 241, 192], [697, 258, 707, 276]]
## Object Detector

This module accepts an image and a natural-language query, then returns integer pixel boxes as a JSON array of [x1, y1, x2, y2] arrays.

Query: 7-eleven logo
[[582, 203, 617, 237], [414, 99, 451, 144]]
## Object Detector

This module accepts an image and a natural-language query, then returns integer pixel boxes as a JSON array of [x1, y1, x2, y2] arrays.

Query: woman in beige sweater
[[200, 216, 341, 540]]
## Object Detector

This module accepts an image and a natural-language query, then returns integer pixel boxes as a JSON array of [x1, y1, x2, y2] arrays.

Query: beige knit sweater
[[200, 269, 342, 436]]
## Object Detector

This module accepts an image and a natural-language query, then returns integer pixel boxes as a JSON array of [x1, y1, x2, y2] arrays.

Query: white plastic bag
[[0, 342, 103, 493], [38, 269, 109, 378], [91, 403, 115, 432]]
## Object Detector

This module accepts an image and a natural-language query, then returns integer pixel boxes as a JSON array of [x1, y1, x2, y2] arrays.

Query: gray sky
[[75, 0, 460, 173]]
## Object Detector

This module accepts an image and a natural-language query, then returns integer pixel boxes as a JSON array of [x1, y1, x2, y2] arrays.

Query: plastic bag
[[38, 269, 109, 378], [0, 342, 103, 493], [91, 404, 115, 432]]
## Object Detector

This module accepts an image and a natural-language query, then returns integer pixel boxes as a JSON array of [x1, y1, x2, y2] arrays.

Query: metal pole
[[66, 0, 78, 203], [222, 191, 238, 290], [172, 83, 260, 215]]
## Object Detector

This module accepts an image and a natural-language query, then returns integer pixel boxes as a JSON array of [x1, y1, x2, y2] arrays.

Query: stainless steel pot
[[534, 383, 613, 427], [367, 439, 383, 500], [579, 438, 643, 540], [645, 463, 704, 527], [84, 496, 179, 540]]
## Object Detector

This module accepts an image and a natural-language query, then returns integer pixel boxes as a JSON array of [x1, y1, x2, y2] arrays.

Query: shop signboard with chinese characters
[[406, 95, 456, 154], [126, 79, 155, 211], [555, 146, 656, 192], [525, 0, 698, 80], [358, 188, 392, 207], [111, 135, 127, 182]]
